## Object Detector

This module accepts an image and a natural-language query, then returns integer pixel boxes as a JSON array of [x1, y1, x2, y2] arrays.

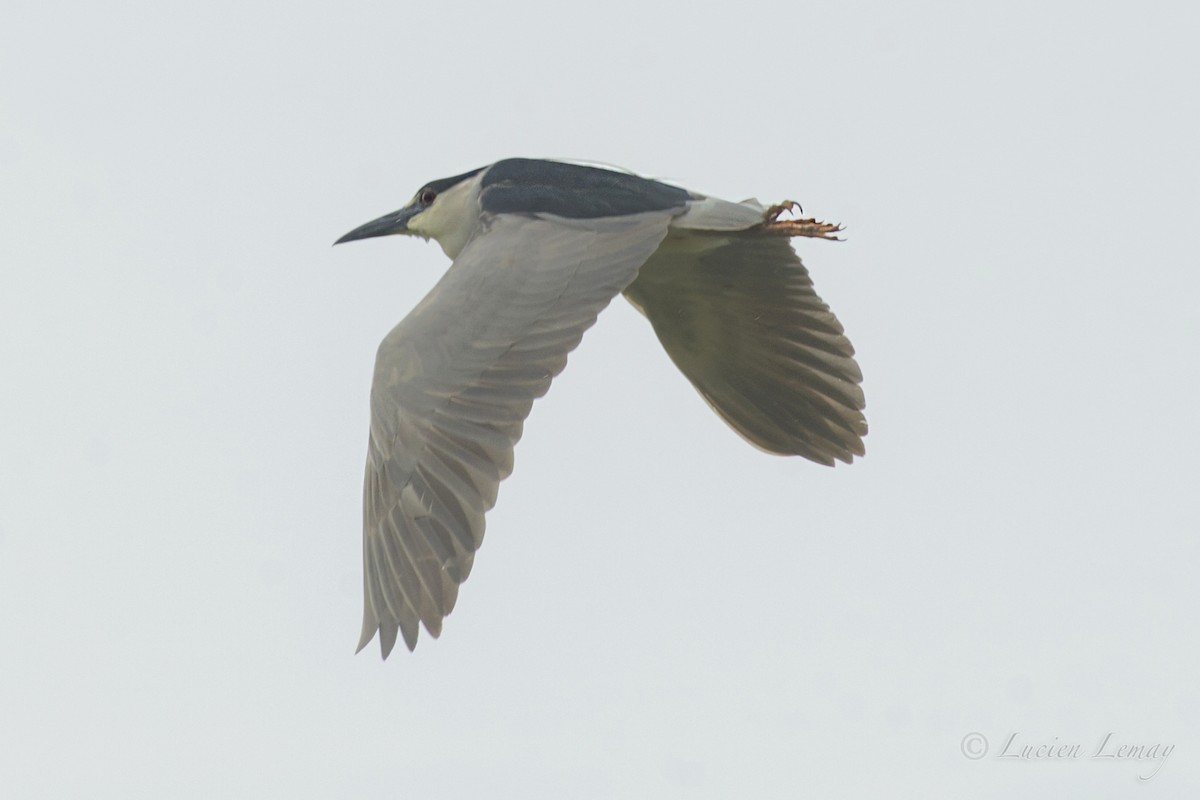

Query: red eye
[[420, 189, 437, 206]]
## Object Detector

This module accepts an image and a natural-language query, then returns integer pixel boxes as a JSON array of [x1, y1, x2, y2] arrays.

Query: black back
[[478, 158, 691, 219]]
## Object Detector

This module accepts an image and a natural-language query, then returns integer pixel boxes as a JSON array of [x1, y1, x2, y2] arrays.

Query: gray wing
[[624, 232, 867, 465], [361, 211, 675, 657]]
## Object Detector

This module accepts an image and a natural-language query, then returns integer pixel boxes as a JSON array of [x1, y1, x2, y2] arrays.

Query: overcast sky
[[2, 1, 1198, 798]]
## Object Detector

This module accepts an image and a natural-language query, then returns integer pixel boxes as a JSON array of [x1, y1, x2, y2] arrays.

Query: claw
[[763, 199, 805, 222]]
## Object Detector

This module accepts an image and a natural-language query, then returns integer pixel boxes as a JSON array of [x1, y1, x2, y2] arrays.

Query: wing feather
[[624, 232, 867, 465], [360, 211, 675, 656]]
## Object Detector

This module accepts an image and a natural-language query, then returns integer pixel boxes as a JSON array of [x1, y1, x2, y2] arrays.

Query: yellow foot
[[759, 200, 842, 240], [758, 217, 843, 240]]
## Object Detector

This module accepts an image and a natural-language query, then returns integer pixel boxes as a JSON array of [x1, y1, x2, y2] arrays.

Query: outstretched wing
[[624, 232, 867, 465], [361, 211, 675, 657]]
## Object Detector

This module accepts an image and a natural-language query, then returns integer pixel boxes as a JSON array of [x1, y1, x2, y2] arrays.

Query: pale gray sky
[[2, 1, 1198, 797]]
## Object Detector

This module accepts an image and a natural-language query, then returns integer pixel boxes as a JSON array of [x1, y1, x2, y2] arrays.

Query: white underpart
[[670, 195, 766, 231]]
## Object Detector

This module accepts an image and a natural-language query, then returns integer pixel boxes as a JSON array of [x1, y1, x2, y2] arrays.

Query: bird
[[334, 158, 866, 657]]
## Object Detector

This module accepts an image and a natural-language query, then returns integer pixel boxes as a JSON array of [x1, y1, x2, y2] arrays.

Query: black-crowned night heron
[[335, 158, 866, 657]]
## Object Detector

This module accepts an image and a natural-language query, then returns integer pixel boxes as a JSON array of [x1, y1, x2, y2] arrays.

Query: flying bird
[[335, 158, 866, 657]]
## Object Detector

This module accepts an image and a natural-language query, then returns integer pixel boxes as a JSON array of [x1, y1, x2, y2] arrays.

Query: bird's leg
[[758, 199, 843, 240]]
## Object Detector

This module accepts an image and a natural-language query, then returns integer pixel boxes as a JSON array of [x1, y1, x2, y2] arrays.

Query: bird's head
[[334, 166, 484, 258]]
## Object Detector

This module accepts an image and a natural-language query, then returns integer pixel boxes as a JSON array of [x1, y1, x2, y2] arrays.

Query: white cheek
[[410, 199, 454, 237], [406, 211, 433, 237], [403, 171, 484, 259]]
